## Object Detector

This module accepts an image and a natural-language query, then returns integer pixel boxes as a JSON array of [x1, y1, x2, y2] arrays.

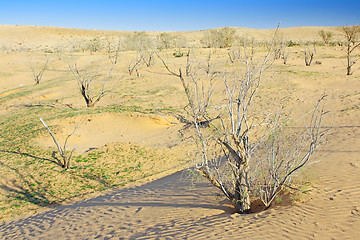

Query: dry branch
[[40, 118, 77, 169]]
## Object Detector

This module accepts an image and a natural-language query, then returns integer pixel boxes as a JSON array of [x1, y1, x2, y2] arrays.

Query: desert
[[0, 24, 359, 239]]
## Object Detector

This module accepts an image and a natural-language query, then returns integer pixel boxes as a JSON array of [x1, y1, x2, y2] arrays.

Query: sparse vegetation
[[0, 25, 358, 221], [202, 27, 236, 48]]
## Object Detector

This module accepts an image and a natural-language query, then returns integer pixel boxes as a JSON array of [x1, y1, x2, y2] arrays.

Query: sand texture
[[1, 130, 360, 240]]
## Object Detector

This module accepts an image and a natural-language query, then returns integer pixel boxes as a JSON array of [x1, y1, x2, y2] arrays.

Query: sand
[[1, 131, 359, 239], [0, 25, 359, 239]]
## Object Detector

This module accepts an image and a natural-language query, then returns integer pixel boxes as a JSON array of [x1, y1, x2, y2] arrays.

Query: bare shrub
[[228, 39, 255, 64], [319, 30, 334, 44], [30, 55, 49, 85], [69, 57, 119, 107], [40, 118, 77, 169], [123, 31, 154, 51], [304, 44, 316, 66], [272, 36, 284, 60], [54, 45, 65, 60], [157, 32, 174, 50], [282, 48, 290, 64], [252, 97, 327, 208], [271, 32, 290, 64], [105, 37, 123, 64], [159, 28, 327, 214], [228, 48, 242, 64], [139, 48, 155, 67], [202, 27, 236, 48], [128, 56, 142, 77], [87, 37, 102, 55], [343, 26, 360, 75], [156, 32, 187, 50]]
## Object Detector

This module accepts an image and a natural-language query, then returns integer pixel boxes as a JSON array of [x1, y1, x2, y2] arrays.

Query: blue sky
[[1, 0, 359, 31]]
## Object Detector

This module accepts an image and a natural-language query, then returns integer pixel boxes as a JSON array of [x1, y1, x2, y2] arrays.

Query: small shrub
[[287, 40, 298, 47], [319, 30, 334, 44], [173, 52, 184, 57]]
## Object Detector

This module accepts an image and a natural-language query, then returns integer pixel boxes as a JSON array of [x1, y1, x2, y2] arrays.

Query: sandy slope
[[35, 113, 181, 152], [1, 127, 359, 239], [0, 25, 360, 239]]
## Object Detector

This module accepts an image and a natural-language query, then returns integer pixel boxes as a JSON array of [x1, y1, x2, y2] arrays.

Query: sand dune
[[0, 25, 360, 239], [1, 126, 359, 239]]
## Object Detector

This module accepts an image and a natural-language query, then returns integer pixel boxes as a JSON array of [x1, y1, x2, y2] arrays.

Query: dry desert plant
[[128, 56, 142, 77], [252, 97, 327, 208], [69, 57, 119, 107], [228, 48, 242, 64], [123, 31, 154, 51], [343, 25, 360, 75], [157, 50, 219, 126], [30, 56, 49, 85], [160, 27, 326, 214], [202, 27, 236, 48], [304, 44, 316, 66], [157, 32, 174, 50], [105, 37, 123, 64], [40, 118, 77, 169], [138, 48, 155, 67], [194, 43, 276, 213], [87, 37, 102, 55], [198, 48, 325, 213], [318, 30, 334, 44]]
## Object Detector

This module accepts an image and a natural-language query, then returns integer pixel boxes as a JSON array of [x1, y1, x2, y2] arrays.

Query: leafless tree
[[343, 26, 360, 75], [138, 48, 155, 67], [54, 46, 64, 60], [198, 48, 325, 213], [159, 27, 326, 214], [196, 44, 276, 213], [40, 118, 77, 169], [228, 48, 242, 64], [128, 56, 142, 77], [270, 31, 290, 64], [30, 56, 49, 85], [69, 57, 119, 107], [304, 45, 316, 66], [106, 37, 123, 64]]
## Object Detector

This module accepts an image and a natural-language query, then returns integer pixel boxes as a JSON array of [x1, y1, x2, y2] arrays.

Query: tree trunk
[[347, 54, 351, 75], [234, 164, 251, 213]]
